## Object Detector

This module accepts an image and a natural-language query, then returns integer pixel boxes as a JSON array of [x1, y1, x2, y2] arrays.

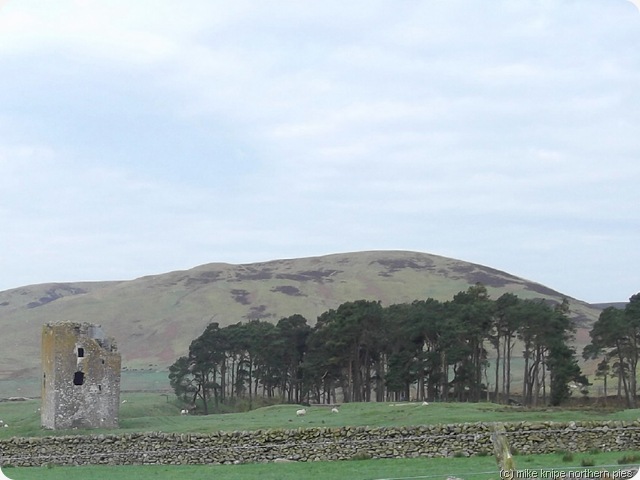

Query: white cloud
[[0, 1, 638, 302]]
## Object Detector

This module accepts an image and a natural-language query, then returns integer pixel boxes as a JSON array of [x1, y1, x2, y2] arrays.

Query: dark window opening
[[101, 359, 105, 365], [77, 347, 84, 358], [98, 385, 102, 392], [73, 371, 85, 386]]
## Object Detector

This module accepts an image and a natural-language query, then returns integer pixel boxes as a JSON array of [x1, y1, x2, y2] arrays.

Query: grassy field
[[3, 450, 640, 480], [2, 394, 640, 479], [0, 370, 172, 398], [2, 393, 640, 439]]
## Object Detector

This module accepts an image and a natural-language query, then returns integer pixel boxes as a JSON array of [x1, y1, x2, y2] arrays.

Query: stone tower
[[41, 322, 121, 429]]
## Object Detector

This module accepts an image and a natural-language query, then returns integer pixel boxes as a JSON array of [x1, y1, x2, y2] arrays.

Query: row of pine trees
[[169, 284, 640, 413]]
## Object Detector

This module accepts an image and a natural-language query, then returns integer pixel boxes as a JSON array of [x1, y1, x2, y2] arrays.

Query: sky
[[0, 1, 638, 303]]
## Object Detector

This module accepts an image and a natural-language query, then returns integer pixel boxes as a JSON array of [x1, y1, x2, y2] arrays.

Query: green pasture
[[0, 370, 172, 398], [2, 394, 640, 479], [4, 450, 640, 480], [2, 393, 640, 439]]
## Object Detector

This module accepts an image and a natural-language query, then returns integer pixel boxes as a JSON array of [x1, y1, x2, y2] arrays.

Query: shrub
[[351, 452, 372, 461], [618, 454, 640, 465]]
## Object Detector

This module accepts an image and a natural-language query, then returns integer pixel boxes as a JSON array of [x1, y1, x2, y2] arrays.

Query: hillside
[[0, 250, 603, 383], [591, 302, 627, 310]]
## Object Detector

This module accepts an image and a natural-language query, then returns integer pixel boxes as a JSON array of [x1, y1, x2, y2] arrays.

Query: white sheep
[[180, 409, 189, 415], [422, 401, 429, 406], [296, 408, 306, 416], [331, 407, 339, 414]]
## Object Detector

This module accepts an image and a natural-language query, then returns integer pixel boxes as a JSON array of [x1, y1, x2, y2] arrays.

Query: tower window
[[77, 347, 85, 358], [73, 371, 85, 386]]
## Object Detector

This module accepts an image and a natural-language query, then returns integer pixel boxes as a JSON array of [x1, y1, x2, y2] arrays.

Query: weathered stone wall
[[2, 420, 640, 467]]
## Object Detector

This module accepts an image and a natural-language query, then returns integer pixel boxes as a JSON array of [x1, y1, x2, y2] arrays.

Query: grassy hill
[[0, 250, 603, 389]]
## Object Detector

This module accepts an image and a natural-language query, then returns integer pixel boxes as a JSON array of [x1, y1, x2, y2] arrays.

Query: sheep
[[422, 401, 429, 406], [331, 407, 339, 414], [296, 408, 306, 416], [180, 409, 189, 415]]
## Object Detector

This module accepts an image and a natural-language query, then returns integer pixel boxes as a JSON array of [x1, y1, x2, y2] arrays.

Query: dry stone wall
[[2, 420, 640, 467]]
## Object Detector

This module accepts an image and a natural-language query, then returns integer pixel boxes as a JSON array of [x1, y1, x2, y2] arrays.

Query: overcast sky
[[0, 1, 638, 303]]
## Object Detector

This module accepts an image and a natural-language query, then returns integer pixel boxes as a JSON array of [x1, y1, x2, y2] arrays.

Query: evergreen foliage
[[583, 292, 640, 408], [170, 283, 589, 410]]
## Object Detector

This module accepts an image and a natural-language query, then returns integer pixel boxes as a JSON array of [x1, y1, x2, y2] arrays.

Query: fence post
[[491, 424, 515, 479]]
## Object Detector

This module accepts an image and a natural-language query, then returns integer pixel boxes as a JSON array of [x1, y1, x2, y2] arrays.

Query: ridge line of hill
[[0, 250, 605, 386]]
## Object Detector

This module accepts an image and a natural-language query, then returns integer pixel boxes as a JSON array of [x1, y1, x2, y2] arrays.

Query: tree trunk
[[523, 342, 530, 405], [506, 338, 513, 403], [220, 359, 227, 404], [494, 335, 501, 402], [230, 356, 236, 400], [630, 335, 638, 408], [201, 376, 209, 415], [441, 350, 448, 401]]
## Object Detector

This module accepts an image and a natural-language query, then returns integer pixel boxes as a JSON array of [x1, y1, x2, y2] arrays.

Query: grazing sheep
[[296, 408, 306, 416], [180, 409, 189, 415], [422, 401, 429, 406], [331, 407, 339, 414]]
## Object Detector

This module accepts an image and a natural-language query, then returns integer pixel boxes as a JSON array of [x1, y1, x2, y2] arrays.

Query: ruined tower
[[41, 322, 121, 429]]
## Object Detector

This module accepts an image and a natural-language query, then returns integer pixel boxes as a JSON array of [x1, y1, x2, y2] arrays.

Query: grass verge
[[3, 450, 640, 480]]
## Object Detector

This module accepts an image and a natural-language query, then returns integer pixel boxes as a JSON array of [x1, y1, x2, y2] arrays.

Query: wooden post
[[491, 424, 516, 479]]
